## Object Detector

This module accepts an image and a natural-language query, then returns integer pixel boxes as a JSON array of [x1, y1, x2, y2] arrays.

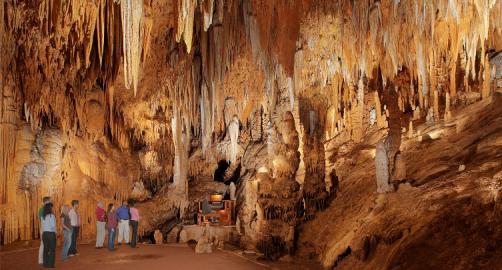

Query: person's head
[[61, 204, 70, 215], [43, 203, 53, 219], [97, 201, 103, 208], [107, 203, 115, 213], [71, 200, 79, 210], [122, 200, 128, 207], [42, 196, 51, 204], [128, 199, 135, 207]]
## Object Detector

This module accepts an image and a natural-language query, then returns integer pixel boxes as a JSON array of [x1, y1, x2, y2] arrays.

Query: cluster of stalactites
[[296, 0, 502, 143], [176, 0, 225, 53]]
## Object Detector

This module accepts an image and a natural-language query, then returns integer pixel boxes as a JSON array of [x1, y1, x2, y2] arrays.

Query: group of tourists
[[38, 197, 140, 268], [99, 200, 141, 251]]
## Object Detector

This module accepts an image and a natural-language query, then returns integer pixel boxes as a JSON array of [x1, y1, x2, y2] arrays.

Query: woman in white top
[[41, 202, 56, 268]]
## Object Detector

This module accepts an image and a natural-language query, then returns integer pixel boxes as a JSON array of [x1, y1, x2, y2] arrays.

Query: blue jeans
[[69, 226, 79, 255], [130, 220, 138, 247], [108, 228, 116, 250], [62, 229, 72, 260]]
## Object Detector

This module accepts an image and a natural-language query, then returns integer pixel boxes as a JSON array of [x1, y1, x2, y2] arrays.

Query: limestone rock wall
[[1, 2, 502, 269]]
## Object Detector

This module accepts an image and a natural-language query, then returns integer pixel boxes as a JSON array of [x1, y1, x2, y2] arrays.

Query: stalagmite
[[229, 182, 236, 200], [376, 138, 394, 194], [172, 108, 188, 196], [408, 120, 414, 139], [483, 54, 492, 99], [445, 92, 452, 120], [228, 115, 240, 164], [433, 90, 439, 121]]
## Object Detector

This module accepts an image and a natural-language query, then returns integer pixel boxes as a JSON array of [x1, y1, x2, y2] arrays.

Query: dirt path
[[0, 243, 269, 270]]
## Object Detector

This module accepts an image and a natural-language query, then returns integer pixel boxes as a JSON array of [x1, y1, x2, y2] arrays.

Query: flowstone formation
[[1, 0, 502, 269]]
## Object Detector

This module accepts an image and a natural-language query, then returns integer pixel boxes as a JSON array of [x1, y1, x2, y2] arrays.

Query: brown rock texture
[[1, 0, 502, 269]]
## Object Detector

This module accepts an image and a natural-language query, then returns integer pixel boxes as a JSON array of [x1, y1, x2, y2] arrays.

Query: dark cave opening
[[213, 160, 241, 186], [214, 160, 230, 182]]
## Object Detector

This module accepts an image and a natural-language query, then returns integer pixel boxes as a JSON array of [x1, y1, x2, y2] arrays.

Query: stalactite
[[374, 92, 387, 128], [83, 2, 99, 68], [177, 0, 196, 53], [203, 0, 215, 31], [118, 0, 143, 96], [97, 0, 106, 65]]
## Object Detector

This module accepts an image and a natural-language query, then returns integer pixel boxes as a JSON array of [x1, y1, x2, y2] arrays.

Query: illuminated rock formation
[[1, 0, 502, 269]]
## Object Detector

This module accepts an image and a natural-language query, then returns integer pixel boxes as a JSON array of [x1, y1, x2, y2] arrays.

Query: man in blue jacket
[[116, 201, 130, 245]]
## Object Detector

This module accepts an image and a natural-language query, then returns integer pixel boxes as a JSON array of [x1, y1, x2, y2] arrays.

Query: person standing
[[38, 196, 51, 265], [95, 202, 106, 248], [107, 203, 118, 251], [60, 205, 72, 261], [41, 202, 56, 268], [116, 201, 130, 245], [129, 200, 140, 248], [68, 200, 81, 256]]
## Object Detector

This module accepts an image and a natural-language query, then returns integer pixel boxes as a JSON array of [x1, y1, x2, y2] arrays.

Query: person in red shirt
[[95, 202, 106, 248], [107, 204, 118, 251]]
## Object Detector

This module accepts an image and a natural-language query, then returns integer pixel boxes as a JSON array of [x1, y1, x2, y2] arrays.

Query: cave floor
[[0, 243, 271, 270]]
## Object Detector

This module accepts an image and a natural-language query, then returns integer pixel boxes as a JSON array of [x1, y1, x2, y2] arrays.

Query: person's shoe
[[75, 253, 80, 256], [69, 254, 75, 257], [62, 258, 69, 262]]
